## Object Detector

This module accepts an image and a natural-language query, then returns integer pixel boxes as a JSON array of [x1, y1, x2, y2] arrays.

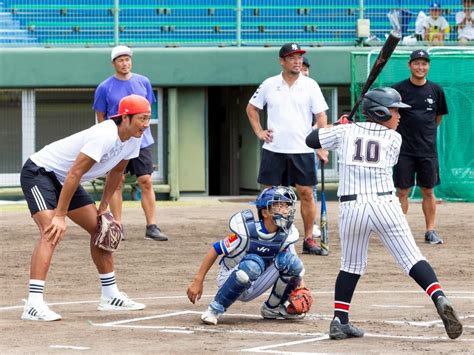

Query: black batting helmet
[[362, 87, 411, 122]]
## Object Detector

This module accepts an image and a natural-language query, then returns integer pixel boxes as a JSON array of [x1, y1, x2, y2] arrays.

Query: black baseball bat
[[347, 30, 401, 122]]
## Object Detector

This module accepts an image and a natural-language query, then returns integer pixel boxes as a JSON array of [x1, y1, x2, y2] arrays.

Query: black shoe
[[145, 225, 168, 241], [425, 230, 443, 244], [329, 317, 365, 340], [435, 296, 463, 339]]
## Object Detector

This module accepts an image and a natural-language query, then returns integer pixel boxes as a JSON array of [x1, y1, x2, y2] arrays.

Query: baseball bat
[[319, 160, 329, 256], [347, 30, 401, 122]]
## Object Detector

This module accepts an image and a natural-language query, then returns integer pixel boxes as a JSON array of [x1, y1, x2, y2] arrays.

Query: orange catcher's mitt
[[92, 212, 123, 252], [286, 287, 313, 315]]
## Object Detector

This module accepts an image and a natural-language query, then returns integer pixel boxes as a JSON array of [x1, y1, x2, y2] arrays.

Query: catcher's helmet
[[252, 186, 297, 233], [362, 87, 411, 122]]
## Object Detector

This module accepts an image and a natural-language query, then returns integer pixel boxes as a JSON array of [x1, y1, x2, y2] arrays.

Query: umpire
[[392, 49, 448, 245]]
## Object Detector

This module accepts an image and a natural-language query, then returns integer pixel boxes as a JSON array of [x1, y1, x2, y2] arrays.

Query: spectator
[[392, 50, 448, 245], [424, 2, 450, 45], [246, 43, 329, 255], [93, 45, 168, 242], [456, 0, 474, 43]]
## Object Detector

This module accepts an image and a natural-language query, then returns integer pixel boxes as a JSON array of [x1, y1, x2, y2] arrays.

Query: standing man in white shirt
[[456, 0, 474, 43], [246, 43, 329, 255]]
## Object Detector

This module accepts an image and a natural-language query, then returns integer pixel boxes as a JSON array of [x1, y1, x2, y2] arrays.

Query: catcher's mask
[[362, 87, 411, 122], [252, 186, 297, 234]]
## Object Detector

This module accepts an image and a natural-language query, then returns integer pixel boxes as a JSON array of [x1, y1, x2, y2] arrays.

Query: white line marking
[[371, 304, 425, 308], [242, 336, 328, 353], [96, 311, 193, 326], [49, 345, 90, 350], [1, 290, 472, 312]]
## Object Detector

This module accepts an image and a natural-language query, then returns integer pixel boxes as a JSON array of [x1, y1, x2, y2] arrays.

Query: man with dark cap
[[392, 49, 448, 245], [246, 43, 329, 255]]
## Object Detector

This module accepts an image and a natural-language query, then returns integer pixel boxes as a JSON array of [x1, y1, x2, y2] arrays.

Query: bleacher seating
[[0, 0, 466, 47]]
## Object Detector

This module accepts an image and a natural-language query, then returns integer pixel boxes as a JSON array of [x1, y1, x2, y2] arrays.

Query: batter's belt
[[339, 191, 392, 202]]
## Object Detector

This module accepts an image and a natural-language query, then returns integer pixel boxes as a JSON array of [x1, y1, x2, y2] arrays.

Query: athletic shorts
[[20, 159, 94, 215], [393, 155, 440, 189], [258, 149, 316, 187], [125, 146, 154, 177]]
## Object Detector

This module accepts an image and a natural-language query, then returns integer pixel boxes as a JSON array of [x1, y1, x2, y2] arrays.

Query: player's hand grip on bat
[[333, 114, 352, 125]]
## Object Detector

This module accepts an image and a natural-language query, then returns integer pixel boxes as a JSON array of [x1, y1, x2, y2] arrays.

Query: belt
[[339, 191, 392, 202]]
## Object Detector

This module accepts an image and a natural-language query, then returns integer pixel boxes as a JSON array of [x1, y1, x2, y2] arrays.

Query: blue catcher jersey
[[214, 209, 299, 270]]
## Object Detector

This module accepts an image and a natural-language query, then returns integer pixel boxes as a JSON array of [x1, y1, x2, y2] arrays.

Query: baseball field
[[0, 199, 472, 353]]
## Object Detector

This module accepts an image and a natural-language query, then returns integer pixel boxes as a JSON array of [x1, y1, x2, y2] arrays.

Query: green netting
[[351, 48, 474, 202]]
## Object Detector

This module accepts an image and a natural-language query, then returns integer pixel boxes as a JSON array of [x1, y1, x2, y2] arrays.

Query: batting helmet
[[252, 186, 297, 232], [362, 87, 411, 122]]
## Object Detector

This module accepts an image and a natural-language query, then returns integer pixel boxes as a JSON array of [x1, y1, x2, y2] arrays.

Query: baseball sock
[[409, 260, 446, 303], [99, 272, 120, 299], [28, 279, 45, 305], [333, 271, 361, 324]]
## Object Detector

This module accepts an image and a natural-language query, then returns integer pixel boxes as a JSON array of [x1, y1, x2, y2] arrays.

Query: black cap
[[302, 57, 310, 67], [279, 43, 306, 58], [409, 49, 430, 63]]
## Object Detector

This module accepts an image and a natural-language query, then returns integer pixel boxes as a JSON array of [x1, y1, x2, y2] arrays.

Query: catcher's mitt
[[92, 212, 123, 252], [286, 287, 313, 315]]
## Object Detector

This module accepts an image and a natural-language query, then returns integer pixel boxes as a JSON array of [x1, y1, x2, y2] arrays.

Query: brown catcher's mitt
[[286, 287, 313, 315], [92, 212, 123, 252]]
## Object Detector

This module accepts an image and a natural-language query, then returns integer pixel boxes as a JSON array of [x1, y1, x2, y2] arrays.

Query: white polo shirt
[[249, 73, 328, 153]]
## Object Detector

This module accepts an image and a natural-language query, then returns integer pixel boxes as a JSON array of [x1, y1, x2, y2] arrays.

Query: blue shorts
[[20, 159, 95, 215]]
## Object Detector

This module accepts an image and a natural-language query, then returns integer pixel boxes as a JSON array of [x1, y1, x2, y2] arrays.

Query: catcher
[[20, 94, 149, 321], [187, 186, 313, 325]]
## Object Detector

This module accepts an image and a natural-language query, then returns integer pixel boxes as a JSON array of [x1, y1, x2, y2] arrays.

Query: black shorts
[[393, 155, 440, 189], [20, 159, 95, 215], [258, 149, 316, 187], [125, 146, 154, 177]]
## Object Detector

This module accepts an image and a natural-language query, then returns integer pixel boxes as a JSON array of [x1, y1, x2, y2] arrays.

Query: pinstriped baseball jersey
[[318, 122, 401, 196], [315, 121, 424, 275]]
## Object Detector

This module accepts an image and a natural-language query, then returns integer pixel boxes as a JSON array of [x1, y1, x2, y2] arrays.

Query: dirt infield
[[0, 199, 473, 353]]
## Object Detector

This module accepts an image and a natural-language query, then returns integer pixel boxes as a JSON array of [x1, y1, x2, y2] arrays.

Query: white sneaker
[[97, 292, 146, 311], [260, 302, 305, 320], [21, 302, 62, 321], [312, 224, 321, 238], [200, 306, 222, 325]]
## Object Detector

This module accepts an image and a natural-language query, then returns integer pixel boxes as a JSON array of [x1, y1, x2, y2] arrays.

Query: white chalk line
[[371, 304, 425, 308], [49, 345, 90, 350], [2, 289, 472, 312]]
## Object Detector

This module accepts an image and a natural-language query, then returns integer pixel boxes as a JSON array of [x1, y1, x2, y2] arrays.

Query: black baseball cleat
[[145, 224, 169, 241], [435, 296, 463, 339], [302, 238, 322, 255], [425, 230, 443, 244], [329, 317, 365, 340]]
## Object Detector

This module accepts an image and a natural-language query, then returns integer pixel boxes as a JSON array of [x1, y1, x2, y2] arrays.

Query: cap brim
[[281, 49, 306, 57], [410, 57, 430, 63], [391, 102, 411, 108]]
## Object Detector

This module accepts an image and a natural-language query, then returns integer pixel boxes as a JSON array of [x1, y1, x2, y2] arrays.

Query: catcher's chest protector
[[242, 210, 289, 267]]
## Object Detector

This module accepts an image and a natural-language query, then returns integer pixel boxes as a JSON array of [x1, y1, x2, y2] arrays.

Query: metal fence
[[0, 0, 471, 47]]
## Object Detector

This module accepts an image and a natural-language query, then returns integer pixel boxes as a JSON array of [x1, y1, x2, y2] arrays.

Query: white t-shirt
[[249, 73, 328, 153], [31, 120, 141, 184], [456, 11, 474, 40], [424, 16, 450, 35]]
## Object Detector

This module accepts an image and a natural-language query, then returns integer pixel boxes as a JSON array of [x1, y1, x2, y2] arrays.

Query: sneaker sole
[[200, 317, 218, 325], [302, 249, 322, 255], [21, 314, 61, 321], [437, 301, 463, 339], [98, 304, 146, 311], [144, 236, 168, 241]]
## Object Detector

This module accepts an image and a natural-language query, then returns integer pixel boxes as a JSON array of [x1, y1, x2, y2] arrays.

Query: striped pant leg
[[239, 265, 280, 302], [370, 198, 425, 275], [338, 201, 373, 275]]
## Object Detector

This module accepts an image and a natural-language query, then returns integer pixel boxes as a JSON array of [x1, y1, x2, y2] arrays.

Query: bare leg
[[295, 184, 316, 239], [137, 174, 156, 225], [68, 204, 114, 273], [397, 187, 411, 214], [420, 187, 437, 231], [30, 210, 58, 280]]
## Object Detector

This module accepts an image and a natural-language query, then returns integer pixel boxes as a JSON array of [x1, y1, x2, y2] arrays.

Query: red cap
[[109, 95, 151, 119]]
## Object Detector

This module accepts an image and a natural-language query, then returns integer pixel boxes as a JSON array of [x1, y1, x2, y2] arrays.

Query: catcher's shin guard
[[266, 275, 301, 308]]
